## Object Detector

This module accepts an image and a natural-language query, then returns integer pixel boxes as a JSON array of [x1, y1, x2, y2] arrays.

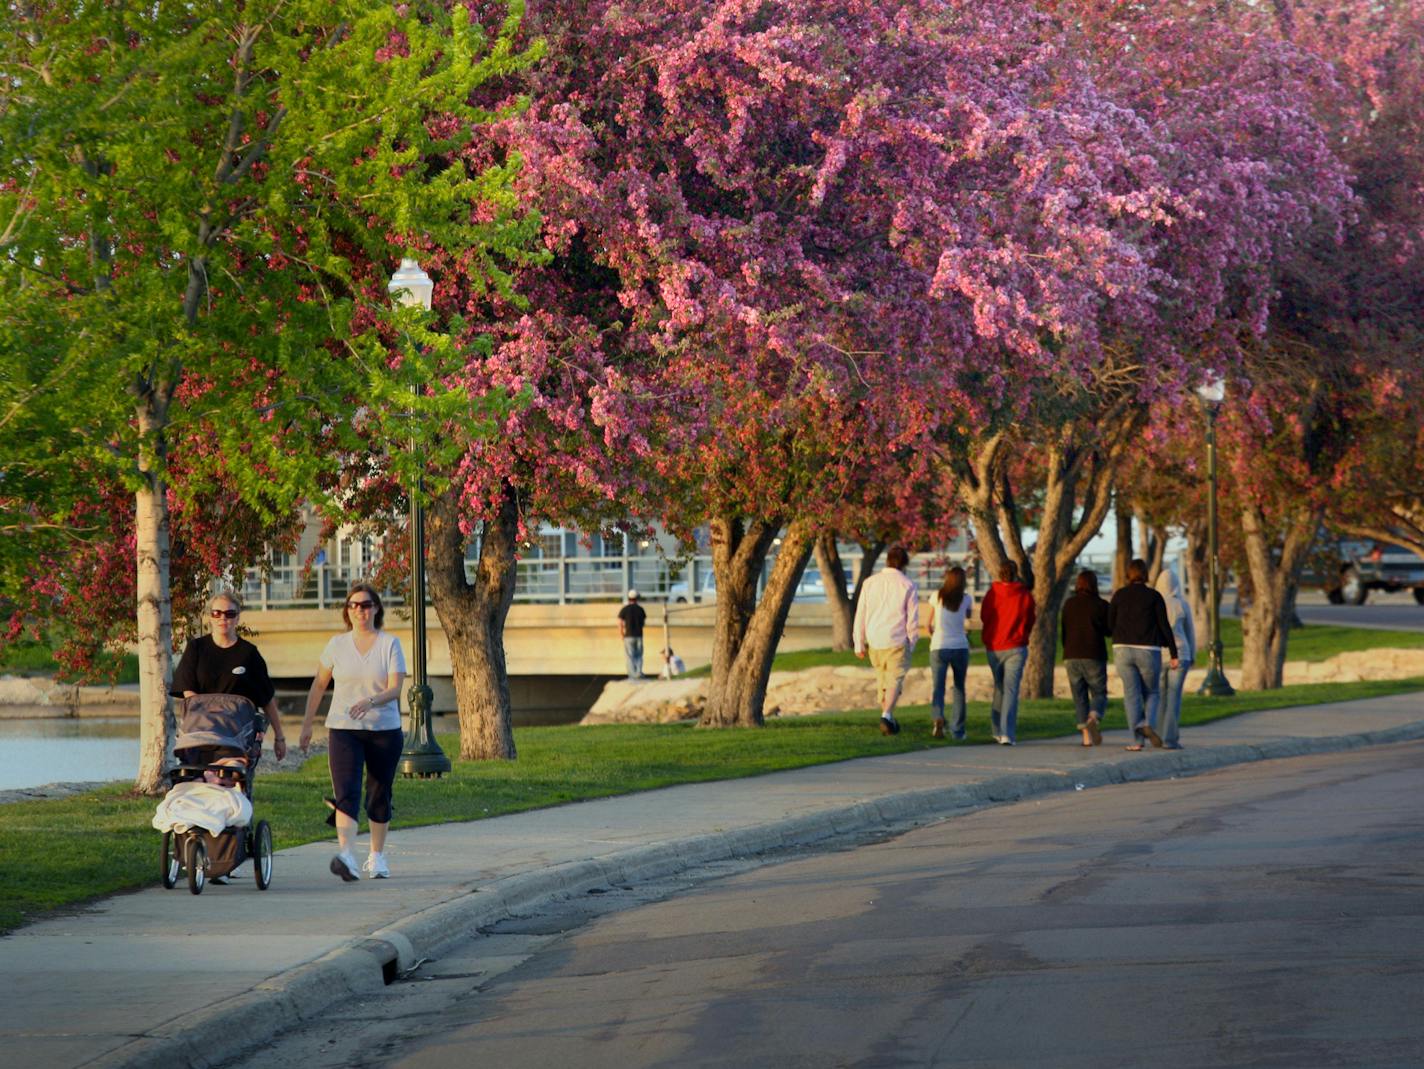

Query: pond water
[[0, 704, 588, 794], [0, 718, 139, 791]]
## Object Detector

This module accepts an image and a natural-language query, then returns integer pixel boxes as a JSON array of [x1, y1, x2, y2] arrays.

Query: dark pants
[[1064, 658, 1108, 725], [328, 728, 403, 824]]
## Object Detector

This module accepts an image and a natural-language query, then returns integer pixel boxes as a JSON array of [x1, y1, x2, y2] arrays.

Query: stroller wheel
[[186, 838, 208, 895], [253, 820, 274, 890], [161, 831, 180, 889]]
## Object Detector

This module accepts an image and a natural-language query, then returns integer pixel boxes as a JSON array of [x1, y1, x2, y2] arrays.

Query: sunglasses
[[346, 599, 376, 610], [210, 609, 240, 620]]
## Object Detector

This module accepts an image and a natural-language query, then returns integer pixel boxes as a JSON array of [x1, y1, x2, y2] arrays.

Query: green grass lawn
[[1, 674, 1420, 935], [1224, 617, 1424, 663]]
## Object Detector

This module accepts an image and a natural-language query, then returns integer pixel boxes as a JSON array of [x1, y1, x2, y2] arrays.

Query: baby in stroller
[[152, 693, 275, 894]]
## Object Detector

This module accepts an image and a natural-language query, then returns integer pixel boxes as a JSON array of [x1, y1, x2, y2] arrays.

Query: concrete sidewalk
[[5, 693, 1422, 1069]]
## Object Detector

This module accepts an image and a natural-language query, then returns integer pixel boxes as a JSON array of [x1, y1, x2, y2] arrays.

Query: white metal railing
[[240, 550, 1128, 610]]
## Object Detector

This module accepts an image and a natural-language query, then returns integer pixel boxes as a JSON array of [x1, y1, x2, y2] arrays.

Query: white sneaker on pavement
[[330, 851, 360, 882], [364, 852, 390, 879]]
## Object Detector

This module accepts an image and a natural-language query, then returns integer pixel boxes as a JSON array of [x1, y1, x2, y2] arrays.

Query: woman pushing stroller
[[168, 591, 287, 884]]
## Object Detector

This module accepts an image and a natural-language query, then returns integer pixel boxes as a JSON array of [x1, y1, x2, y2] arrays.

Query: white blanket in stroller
[[152, 781, 253, 835]]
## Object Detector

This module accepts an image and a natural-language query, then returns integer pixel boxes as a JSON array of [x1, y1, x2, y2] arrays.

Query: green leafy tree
[[0, 1, 540, 791]]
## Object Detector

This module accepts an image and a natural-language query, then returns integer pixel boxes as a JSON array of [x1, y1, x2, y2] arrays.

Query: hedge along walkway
[[1, 675, 1422, 934]]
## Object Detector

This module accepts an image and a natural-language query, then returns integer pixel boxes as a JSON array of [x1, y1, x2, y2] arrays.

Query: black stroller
[[157, 693, 274, 895]]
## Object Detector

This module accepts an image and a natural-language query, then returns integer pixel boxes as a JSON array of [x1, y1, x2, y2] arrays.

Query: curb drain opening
[[382, 958, 399, 986]]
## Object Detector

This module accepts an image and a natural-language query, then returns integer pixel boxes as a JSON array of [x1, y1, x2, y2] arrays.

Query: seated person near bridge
[[659, 647, 686, 679]]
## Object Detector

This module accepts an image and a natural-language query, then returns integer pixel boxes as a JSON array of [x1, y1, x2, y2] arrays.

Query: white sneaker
[[998, 737, 1015, 746], [363, 852, 390, 879], [330, 852, 361, 882]]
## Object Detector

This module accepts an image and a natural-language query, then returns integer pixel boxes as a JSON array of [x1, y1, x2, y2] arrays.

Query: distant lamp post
[[388, 258, 452, 777], [1196, 374, 1235, 697]]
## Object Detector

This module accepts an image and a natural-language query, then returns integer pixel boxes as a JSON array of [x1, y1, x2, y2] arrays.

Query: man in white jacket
[[853, 546, 920, 735]]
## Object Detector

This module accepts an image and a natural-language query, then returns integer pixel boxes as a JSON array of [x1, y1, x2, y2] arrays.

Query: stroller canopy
[[175, 693, 259, 755]]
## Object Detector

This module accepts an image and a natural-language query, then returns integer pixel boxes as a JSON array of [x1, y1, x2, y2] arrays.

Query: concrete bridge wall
[[245, 601, 855, 713]]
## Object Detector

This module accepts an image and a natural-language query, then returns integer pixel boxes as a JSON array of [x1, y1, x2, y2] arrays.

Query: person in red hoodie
[[978, 560, 1037, 745]]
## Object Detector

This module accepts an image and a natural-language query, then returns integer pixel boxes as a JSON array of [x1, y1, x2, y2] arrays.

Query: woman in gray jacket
[[1152, 568, 1196, 749]]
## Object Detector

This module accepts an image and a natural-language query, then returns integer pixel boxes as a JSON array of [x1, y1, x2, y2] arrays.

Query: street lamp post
[[1196, 375, 1235, 697], [388, 258, 452, 778]]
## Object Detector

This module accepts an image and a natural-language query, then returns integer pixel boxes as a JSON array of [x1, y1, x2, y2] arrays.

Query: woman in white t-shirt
[[299, 582, 407, 882], [927, 566, 972, 740]]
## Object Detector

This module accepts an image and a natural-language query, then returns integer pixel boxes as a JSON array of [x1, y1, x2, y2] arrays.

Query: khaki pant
[[869, 645, 910, 712]]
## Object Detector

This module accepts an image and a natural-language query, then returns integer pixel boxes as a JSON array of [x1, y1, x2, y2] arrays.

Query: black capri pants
[[327, 728, 403, 824]]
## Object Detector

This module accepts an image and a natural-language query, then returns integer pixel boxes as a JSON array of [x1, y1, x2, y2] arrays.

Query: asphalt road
[[1288, 592, 1424, 632], [241, 743, 1424, 1069]]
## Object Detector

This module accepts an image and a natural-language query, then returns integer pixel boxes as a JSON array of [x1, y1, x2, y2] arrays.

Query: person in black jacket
[[1107, 559, 1179, 751], [1061, 570, 1109, 746]]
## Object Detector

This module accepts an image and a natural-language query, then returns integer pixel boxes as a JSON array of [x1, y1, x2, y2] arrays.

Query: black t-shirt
[[170, 635, 276, 708], [618, 603, 647, 638]]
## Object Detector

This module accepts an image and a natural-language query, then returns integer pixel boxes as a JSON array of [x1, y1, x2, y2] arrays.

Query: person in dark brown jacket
[[1060, 570, 1109, 746]]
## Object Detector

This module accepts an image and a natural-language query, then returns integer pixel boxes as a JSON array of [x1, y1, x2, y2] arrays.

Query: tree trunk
[[1182, 520, 1210, 645], [133, 407, 176, 795], [815, 532, 854, 652], [1238, 500, 1320, 690], [1020, 435, 1124, 698], [955, 432, 1018, 581], [701, 516, 816, 727], [1112, 498, 1133, 590], [427, 481, 518, 760], [846, 538, 885, 630], [1134, 507, 1168, 583], [1024, 564, 1075, 700]]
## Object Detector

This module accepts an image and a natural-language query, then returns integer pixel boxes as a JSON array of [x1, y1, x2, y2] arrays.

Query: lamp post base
[[400, 682, 451, 779], [1197, 642, 1236, 697]]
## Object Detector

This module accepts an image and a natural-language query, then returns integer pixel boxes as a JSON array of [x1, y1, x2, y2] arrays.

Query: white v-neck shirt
[[320, 630, 406, 730]]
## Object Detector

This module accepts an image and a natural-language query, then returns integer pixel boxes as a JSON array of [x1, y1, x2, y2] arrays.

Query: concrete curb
[[90, 719, 1424, 1069]]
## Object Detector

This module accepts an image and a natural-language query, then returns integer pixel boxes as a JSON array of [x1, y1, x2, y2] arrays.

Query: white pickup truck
[[1327, 540, 1424, 605]]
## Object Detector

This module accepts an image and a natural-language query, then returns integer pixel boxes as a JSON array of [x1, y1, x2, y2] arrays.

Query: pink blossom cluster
[[409, 0, 1353, 549]]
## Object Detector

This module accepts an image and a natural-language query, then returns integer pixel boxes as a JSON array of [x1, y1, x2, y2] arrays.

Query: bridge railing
[[237, 556, 722, 609], [238, 549, 1067, 610]]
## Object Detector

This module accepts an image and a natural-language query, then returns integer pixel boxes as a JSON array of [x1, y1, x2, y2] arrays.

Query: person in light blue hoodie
[[1151, 568, 1196, 749]]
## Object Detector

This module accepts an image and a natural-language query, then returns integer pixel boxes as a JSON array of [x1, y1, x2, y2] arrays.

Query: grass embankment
[[2, 671, 1422, 934], [0, 639, 140, 684]]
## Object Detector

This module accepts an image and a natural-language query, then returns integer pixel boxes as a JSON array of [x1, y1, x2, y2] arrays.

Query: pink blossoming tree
[[960, 2, 1353, 697]]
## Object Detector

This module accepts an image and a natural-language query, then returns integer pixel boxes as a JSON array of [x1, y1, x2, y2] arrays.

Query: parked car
[[668, 570, 717, 603], [1326, 539, 1424, 605]]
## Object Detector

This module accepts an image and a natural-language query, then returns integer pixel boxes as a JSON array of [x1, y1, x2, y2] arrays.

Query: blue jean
[[1115, 647, 1162, 735], [1064, 658, 1107, 725], [1153, 658, 1192, 746], [623, 636, 644, 679], [931, 647, 970, 738], [986, 646, 1026, 742]]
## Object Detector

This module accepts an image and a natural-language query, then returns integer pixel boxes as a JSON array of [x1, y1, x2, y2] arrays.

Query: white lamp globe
[[388, 258, 434, 311]]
